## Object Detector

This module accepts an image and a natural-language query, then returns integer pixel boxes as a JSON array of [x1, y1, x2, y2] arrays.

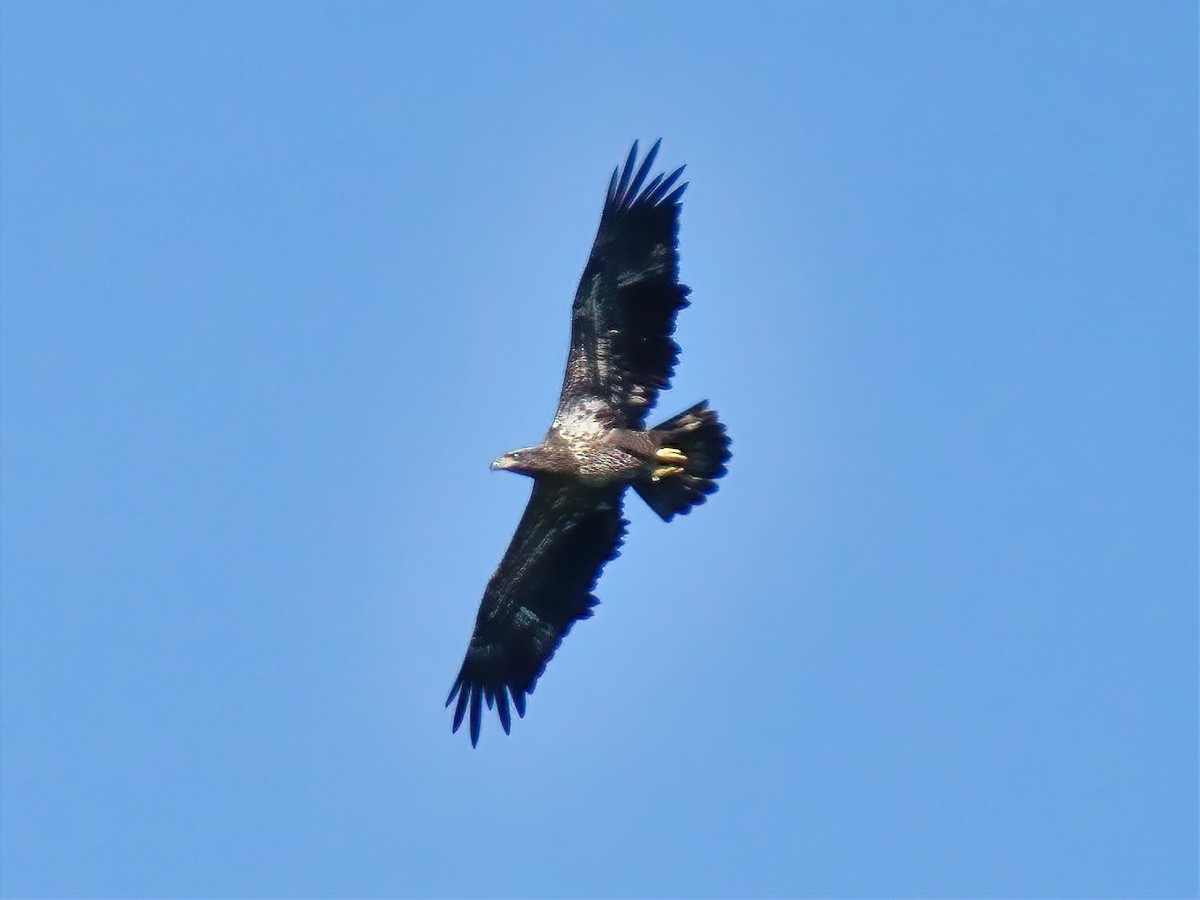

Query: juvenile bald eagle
[[447, 140, 731, 745]]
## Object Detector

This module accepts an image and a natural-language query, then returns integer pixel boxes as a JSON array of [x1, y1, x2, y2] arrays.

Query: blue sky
[[1, 2, 1195, 897]]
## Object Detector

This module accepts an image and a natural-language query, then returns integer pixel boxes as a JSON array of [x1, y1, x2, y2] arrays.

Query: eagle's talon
[[651, 465, 685, 481], [655, 447, 688, 464]]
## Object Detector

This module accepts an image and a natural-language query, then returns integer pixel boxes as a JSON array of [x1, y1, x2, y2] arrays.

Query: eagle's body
[[495, 420, 657, 484], [447, 141, 731, 745]]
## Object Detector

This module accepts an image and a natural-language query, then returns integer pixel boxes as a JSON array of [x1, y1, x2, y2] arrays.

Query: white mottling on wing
[[553, 397, 609, 439]]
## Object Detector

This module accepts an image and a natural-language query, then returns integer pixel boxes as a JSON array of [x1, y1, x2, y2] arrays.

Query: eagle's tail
[[634, 401, 731, 522]]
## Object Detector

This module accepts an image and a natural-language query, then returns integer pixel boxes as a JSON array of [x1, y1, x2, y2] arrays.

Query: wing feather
[[555, 140, 690, 429], [447, 482, 626, 746], [644, 164, 685, 205], [612, 141, 639, 205], [622, 138, 660, 205]]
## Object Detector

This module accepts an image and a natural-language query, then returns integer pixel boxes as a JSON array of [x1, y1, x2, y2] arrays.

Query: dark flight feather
[[613, 141, 639, 205], [645, 165, 685, 206], [623, 139, 660, 204]]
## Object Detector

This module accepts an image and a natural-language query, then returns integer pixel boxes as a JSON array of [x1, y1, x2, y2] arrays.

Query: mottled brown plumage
[[446, 141, 731, 745]]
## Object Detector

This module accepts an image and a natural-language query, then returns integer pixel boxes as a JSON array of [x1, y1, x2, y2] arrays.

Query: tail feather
[[634, 401, 731, 521]]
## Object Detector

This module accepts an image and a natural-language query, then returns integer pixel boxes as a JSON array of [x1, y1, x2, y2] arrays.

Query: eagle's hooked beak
[[490, 455, 516, 471]]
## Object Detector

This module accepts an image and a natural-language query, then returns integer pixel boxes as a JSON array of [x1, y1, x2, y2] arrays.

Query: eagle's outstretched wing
[[446, 482, 626, 746], [555, 139, 690, 429]]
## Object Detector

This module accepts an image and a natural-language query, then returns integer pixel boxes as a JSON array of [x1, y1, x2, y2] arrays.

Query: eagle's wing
[[447, 481, 626, 746], [555, 140, 690, 429]]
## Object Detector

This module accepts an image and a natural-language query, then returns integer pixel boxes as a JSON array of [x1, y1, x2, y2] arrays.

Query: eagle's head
[[490, 448, 536, 476]]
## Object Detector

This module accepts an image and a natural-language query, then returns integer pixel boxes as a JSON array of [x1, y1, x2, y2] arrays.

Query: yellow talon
[[651, 465, 685, 482], [655, 447, 688, 464]]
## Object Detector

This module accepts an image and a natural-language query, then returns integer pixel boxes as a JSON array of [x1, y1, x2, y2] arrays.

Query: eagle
[[446, 140, 731, 745]]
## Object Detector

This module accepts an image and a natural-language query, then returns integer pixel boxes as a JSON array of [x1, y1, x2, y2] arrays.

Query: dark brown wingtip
[[469, 683, 483, 747], [496, 687, 512, 734], [646, 165, 685, 205], [613, 140, 639, 205], [451, 679, 470, 733], [623, 138, 661, 205]]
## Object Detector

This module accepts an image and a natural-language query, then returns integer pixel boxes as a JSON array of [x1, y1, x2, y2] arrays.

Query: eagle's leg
[[655, 447, 688, 464], [651, 465, 685, 482]]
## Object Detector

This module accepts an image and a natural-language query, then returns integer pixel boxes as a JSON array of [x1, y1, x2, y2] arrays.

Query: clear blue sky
[[2, 3, 1195, 897]]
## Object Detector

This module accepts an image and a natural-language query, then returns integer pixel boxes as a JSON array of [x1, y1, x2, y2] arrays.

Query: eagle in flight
[[447, 140, 731, 745]]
